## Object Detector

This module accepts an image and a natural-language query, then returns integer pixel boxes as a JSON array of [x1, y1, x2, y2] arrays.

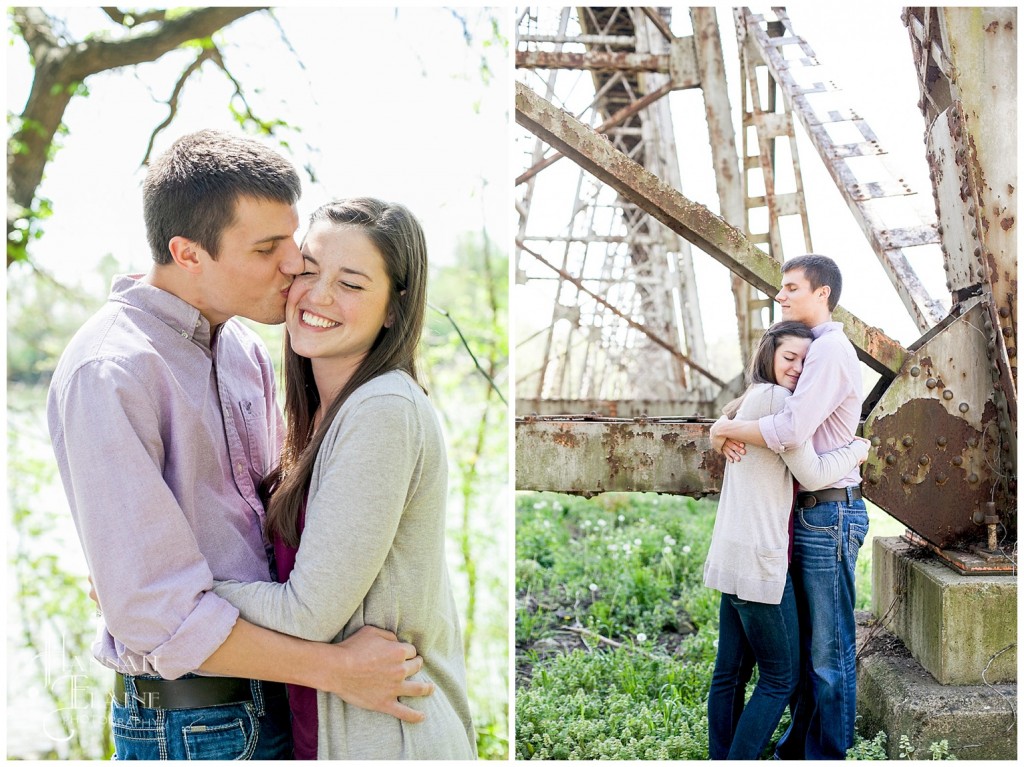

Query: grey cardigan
[[702, 383, 868, 604], [215, 370, 476, 759]]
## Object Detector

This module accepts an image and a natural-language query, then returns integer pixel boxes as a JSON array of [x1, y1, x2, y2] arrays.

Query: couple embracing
[[702, 255, 870, 760], [47, 131, 476, 760]]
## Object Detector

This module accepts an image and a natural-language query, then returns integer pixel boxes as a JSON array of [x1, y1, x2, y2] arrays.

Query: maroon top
[[273, 503, 318, 760]]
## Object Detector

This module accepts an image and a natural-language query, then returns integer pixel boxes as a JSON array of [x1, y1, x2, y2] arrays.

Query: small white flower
[[682, 545, 692, 554], [636, 633, 647, 643], [618, 515, 625, 522], [582, 520, 591, 527], [713, 639, 719, 648], [608, 543, 618, 551], [533, 501, 547, 510], [652, 499, 659, 505], [597, 519, 607, 527], [663, 535, 676, 545], [633, 538, 642, 546], [663, 546, 672, 555], [589, 583, 598, 592], [543, 520, 551, 528], [553, 502, 563, 511]]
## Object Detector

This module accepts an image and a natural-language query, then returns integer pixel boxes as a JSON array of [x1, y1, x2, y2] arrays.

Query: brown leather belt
[[796, 485, 862, 509], [114, 673, 285, 710]]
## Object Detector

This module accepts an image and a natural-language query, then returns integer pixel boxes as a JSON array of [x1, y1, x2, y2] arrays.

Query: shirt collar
[[109, 274, 214, 348], [811, 320, 843, 339]]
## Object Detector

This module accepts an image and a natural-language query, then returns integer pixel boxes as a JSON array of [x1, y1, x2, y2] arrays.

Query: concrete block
[[857, 615, 1017, 760], [871, 536, 1016, 685]]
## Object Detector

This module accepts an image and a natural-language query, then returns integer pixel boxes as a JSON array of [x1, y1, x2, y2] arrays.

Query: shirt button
[[236, 462, 245, 474], [180, 330, 188, 338]]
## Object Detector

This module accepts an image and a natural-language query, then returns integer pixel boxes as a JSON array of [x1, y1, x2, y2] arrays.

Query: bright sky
[[6, 6, 509, 296], [513, 6, 949, 385]]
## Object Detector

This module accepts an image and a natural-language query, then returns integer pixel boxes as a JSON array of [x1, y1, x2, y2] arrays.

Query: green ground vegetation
[[515, 491, 924, 761]]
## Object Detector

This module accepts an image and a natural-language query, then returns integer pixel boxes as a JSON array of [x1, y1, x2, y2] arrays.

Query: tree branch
[[140, 47, 217, 167], [66, 7, 267, 80], [101, 7, 168, 27], [8, 6, 268, 267]]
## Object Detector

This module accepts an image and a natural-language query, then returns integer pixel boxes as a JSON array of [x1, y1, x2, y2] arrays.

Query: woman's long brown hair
[[721, 320, 813, 418], [262, 198, 428, 546]]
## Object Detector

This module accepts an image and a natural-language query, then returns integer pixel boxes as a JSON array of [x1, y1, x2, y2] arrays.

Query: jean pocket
[[181, 704, 258, 760], [847, 523, 868, 562]]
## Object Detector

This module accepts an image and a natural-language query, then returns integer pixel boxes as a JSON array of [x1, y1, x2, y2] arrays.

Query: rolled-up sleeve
[[758, 338, 852, 453], [51, 359, 239, 679]]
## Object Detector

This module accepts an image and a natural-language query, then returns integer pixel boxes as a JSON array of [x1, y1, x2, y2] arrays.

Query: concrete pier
[[856, 536, 1017, 759]]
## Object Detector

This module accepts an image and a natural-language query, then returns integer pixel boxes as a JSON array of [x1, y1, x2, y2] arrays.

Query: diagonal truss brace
[[515, 80, 907, 376]]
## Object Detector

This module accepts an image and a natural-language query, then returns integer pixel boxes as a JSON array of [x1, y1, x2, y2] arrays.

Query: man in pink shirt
[[711, 255, 867, 759], [48, 131, 431, 759]]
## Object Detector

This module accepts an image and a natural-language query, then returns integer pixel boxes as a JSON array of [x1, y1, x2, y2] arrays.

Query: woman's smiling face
[[773, 334, 811, 392], [286, 222, 393, 370]]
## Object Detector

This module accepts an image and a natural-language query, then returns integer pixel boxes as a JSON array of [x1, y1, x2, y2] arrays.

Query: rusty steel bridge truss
[[514, 6, 1016, 572]]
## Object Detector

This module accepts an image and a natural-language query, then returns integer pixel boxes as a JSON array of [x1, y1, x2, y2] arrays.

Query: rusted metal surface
[[516, 49, 669, 73], [903, 531, 1016, 576], [862, 301, 1015, 549], [515, 80, 908, 376], [694, 7, 764, 364], [916, 8, 1017, 389], [515, 397, 707, 418], [515, 81, 673, 186], [515, 416, 724, 496], [737, 8, 947, 333]]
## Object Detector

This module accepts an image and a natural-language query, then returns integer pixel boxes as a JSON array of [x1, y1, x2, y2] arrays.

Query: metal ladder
[[735, 7, 946, 333]]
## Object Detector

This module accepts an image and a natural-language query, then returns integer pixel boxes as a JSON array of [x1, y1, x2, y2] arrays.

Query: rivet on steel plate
[[959, 402, 970, 413], [937, 436, 947, 447], [942, 390, 954, 400], [910, 366, 921, 377]]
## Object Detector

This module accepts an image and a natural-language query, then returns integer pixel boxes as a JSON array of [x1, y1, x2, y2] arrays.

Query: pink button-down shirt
[[47, 275, 282, 679], [758, 321, 863, 491]]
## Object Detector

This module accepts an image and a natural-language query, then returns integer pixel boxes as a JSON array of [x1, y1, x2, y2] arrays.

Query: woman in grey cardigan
[[703, 321, 868, 760], [214, 198, 475, 759]]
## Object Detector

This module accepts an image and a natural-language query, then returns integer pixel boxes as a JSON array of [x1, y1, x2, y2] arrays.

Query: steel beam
[[516, 398, 708, 418], [515, 81, 907, 376], [515, 416, 724, 496], [516, 50, 669, 72]]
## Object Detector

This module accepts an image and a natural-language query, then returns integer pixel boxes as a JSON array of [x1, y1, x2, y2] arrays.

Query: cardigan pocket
[[753, 545, 787, 583]]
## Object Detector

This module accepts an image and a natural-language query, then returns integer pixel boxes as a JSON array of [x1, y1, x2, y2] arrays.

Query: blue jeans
[[708, 575, 800, 760], [111, 674, 293, 760], [776, 498, 868, 760]]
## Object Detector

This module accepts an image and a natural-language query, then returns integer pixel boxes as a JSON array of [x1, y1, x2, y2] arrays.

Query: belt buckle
[[803, 494, 818, 509]]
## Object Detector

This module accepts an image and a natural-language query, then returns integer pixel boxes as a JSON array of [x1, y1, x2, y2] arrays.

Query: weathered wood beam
[[515, 81, 907, 376]]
